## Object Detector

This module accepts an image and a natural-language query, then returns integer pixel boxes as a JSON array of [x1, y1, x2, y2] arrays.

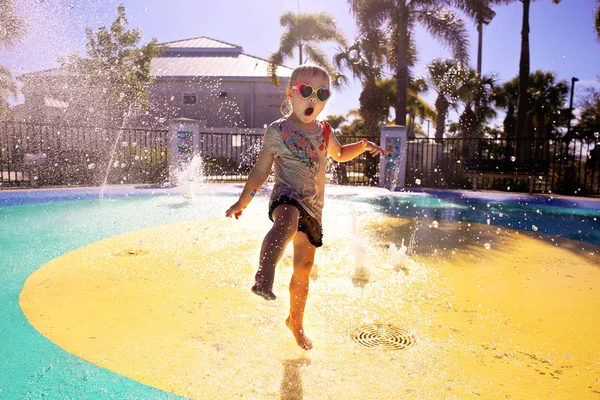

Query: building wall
[[147, 78, 288, 129], [15, 75, 290, 130]]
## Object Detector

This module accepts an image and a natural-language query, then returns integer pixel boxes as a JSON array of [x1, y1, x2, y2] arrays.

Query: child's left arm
[[327, 134, 388, 162]]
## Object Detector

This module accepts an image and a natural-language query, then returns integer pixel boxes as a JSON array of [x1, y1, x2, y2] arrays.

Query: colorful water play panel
[[20, 215, 600, 399]]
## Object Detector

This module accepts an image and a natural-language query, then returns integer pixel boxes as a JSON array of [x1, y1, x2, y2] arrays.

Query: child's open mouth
[[304, 107, 314, 117]]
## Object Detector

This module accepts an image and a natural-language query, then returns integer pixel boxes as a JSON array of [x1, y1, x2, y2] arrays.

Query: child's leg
[[252, 205, 300, 300], [286, 231, 315, 350]]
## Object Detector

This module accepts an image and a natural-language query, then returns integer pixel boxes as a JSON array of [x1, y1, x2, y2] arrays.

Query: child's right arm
[[225, 151, 274, 219]]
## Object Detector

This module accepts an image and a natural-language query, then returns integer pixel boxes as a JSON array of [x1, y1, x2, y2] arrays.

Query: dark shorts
[[268, 196, 323, 247]]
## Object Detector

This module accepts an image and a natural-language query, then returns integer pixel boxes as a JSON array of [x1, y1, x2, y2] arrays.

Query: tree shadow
[[280, 358, 311, 400], [364, 215, 600, 267]]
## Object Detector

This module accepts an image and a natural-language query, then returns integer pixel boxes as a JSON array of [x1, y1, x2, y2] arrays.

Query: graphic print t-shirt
[[260, 117, 328, 222]]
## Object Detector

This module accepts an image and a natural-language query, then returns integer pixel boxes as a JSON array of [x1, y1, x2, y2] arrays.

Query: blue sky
[[2, 0, 600, 128]]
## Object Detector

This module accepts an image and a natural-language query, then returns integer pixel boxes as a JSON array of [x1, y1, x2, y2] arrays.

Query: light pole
[[566, 76, 579, 136], [426, 119, 430, 139]]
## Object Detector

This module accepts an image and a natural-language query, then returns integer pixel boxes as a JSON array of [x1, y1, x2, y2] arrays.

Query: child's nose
[[309, 95, 317, 103]]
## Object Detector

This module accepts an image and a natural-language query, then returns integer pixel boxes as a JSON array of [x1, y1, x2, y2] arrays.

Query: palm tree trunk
[[475, 21, 483, 125], [477, 21, 483, 77], [516, 0, 531, 159], [435, 95, 448, 144], [595, 2, 600, 41], [298, 43, 303, 64], [395, 1, 409, 127]]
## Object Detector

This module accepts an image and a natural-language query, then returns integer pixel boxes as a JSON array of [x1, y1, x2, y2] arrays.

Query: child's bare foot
[[251, 282, 276, 301], [286, 316, 313, 350]]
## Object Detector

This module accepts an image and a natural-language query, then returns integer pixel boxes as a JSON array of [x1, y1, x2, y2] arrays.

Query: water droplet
[[484, 243, 491, 250], [510, 156, 516, 162], [431, 221, 439, 228], [532, 225, 538, 232], [88, 163, 96, 169], [415, 178, 422, 185]]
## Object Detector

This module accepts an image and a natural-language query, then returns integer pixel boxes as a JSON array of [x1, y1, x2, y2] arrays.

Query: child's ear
[[285, 87, 293, 98]]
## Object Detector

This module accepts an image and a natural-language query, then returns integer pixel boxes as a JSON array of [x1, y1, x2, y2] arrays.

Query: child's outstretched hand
[[225, 201, 245, 219], [361, 138, 389, 157]]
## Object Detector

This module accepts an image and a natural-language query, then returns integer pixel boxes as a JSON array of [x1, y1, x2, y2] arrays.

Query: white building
[[15, 37, 294, 129]]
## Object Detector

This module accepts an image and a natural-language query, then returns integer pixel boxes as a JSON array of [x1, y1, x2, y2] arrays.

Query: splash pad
[[18, 191, 600, 399]]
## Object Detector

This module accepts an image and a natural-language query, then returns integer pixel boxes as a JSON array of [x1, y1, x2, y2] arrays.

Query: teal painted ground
[[0, 194, 234, 399], [1, 187, 598, 398]]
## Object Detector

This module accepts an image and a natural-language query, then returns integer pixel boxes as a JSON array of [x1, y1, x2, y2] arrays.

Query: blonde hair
[[280, 64, 331, 116]]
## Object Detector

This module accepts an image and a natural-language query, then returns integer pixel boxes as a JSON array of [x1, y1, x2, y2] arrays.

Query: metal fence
[[1, 121, 598, 196], [0, 122, 169, 187], [403, 137, 600, 196]]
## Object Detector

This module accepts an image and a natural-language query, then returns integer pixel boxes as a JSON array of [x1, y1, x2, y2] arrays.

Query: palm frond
[[303, 44, 333, 71], [267, 51, 285, 86], [0, 0, 25, 48], [348, 0, 394, 37], [0, 68, 19, 101], [278, 31, 300, 59], [416, 7, 470, 64], [451, 0, 496, 25]]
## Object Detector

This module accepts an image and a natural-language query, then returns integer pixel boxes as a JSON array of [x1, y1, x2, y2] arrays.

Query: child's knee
[[272, 220, 298, 239], [295, 258, 314, 272]]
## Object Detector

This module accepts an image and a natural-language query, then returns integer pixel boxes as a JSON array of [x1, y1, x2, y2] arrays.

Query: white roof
[[20, 36, 293, 81], [44, 97, 69, 108], [151, 55, 292, 79], [162, 37, 239, 49]]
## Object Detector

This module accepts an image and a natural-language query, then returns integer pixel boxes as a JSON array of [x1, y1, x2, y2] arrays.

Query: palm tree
[[325, 115, 347, 133], [574, 88, 600, 142], [335, 35, 389, 183], [457, 69, 497, 138], [0, 0, 25, 49], [427, 59, 467, 142], [492, 78, 519, 137], [335, 36, 388, 138], [493, 71, 567, 140], [0, 0, 25, 119], [348, 0, 472, 127], [461, 1, 496, 76], [595, 0, 600, 41], [382, 76, 436, 138], [267, 12, 347, 86], [527, 70, 568, 139], [0, 66, 18, 118], [494, 0, 561, 149]]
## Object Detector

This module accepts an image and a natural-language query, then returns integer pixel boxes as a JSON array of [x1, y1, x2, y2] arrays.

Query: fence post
[[168, 118, 202, 186], [379, 125, 407, 191]]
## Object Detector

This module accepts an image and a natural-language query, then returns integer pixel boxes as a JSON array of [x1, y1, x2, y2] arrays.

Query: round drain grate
[[351, 323, 415, 350]]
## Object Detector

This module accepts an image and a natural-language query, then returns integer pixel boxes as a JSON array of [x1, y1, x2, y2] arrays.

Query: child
[[225, 64, 387, 350]]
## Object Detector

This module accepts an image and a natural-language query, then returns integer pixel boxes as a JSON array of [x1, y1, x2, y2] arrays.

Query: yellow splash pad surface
[[20, 211, 600, 399]]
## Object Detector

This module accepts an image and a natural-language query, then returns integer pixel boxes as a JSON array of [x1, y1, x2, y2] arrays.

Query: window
[[183, 93, 197, 104]]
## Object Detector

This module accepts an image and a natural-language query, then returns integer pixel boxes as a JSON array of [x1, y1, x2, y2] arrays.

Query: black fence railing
[[0, 122, 169, 187], [1, 121, 598, 196], [403, 137, 600, 196]]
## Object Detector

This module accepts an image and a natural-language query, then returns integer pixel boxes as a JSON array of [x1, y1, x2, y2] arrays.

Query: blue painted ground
[[0, 187, 233, 399], [0, 185, 598, 398]]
